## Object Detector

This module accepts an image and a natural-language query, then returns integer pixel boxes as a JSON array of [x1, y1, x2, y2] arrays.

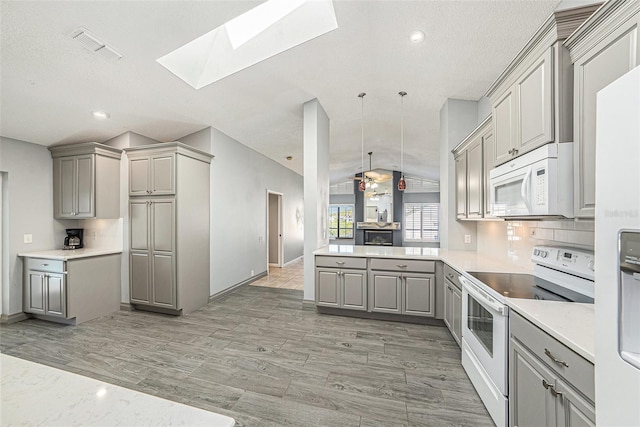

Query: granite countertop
[[314, 245, 534, 274], [505, 299, 595, 363], [1, 354, 235, 426], [18, 247, 122, 261]]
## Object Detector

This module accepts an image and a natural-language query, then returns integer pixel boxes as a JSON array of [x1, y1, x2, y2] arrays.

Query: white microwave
[[489, 143, 573, 218]]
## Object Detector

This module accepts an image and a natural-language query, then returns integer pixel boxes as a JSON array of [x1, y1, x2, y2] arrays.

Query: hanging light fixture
[[358, 92, 367, 192], [398, 91, 407, 191]]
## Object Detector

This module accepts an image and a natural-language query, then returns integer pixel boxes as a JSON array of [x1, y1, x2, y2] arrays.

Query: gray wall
[[303, 99, 330, 302], [0, 137, 68, 316], [179, 127, 304, 296], [329, 194, 355, 245], [438, 99, 479, 251]]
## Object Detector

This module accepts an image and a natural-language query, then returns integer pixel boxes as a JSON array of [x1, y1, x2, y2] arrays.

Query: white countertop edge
[[505, 299, 595, 364], [1, 354, 235, 427], [18, 248, 123, 260], [314, 245, 534, 274]]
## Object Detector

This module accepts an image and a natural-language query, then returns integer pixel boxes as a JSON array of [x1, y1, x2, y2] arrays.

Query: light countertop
[[0, 354, 235, 426], [314, 245, 534, 274], [505, 299, 595, 363], [18, 247, 122, 260]]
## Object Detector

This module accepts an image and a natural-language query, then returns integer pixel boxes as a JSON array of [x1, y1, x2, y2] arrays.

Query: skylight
[[157, 0, 338, 89]]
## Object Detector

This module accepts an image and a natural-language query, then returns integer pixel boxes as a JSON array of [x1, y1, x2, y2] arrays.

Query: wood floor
[[0, 285, 493, 426]]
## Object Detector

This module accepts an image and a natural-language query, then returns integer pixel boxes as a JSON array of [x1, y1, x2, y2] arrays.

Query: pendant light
[[398, 91, 407, 191], [358, 92, 367, 192]]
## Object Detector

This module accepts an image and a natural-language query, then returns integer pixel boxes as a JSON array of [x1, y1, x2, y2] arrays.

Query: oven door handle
[[459, 276, 505, 316]]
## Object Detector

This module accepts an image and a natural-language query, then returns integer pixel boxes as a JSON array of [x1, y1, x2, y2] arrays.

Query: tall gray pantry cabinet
[[124, 142, 213, 315]]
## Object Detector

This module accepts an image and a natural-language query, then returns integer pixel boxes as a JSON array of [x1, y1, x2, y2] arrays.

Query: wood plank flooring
[[0, 285, 493, 426]]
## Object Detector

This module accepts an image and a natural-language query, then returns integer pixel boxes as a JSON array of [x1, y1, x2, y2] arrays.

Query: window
[[404, 203, 439, 242], [328, 204, 354, 239]]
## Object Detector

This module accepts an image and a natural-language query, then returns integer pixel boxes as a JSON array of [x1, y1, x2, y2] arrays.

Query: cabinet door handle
[[549, 385, 563, 399], [542, 379, 551, 390], [544, 348, 569, 367], [335, 261, 345, 265], [397, 264, 407, 268], [41, 264, 49, 267]]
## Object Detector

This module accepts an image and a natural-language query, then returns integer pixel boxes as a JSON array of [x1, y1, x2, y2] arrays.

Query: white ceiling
[[0, 0, 561, 183]]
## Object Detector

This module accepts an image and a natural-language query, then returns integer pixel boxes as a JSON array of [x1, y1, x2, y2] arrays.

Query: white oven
[[460, 275, 509, 427], [489, 143, 573, 218]]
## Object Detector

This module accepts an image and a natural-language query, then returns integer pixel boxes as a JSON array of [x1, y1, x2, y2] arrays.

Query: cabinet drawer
[[510, 312, 594, 402], [25, 258, 65, 273], [443, 264, 462, 290], [315, 256, 366, 270], [369, 258, 435, 273]]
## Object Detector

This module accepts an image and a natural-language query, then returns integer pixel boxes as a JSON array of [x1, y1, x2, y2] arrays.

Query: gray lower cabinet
[[130, 198, 176, 309], [368, 270, 435, 317], [443, 264, 462, 346], [510, 312, 595, 427], [25, 269, 66, 318], [315, 267, 367, 310]]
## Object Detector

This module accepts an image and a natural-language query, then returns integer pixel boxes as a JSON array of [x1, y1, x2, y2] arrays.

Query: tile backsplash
[[477, 219, 594, 269], [78, 218, 123, 250]]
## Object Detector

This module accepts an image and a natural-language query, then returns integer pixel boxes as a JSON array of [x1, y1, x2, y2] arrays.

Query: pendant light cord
[[359, 92, 366, 183], [399, 91, 407, 177]]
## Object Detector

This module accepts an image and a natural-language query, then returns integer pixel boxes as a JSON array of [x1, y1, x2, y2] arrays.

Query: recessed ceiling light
[[409, 30, 425, 43], [91, 110, 110, 120]]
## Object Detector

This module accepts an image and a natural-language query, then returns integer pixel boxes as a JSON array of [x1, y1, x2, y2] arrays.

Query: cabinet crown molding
[[485, 4, 601, 98], [48, 142, 122, 159], [452, 116, 492, 155], [124, 141, 214, 164], [564, 0, 640, 61]]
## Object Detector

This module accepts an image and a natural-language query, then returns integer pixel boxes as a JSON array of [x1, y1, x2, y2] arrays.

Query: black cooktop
[[465, 271, 592, 303]]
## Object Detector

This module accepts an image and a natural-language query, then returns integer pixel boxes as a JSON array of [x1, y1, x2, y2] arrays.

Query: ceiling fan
[[349, 152, 393, 188]]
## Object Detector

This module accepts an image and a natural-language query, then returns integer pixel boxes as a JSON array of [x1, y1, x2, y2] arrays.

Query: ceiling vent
[[69, 27, 123, 62]]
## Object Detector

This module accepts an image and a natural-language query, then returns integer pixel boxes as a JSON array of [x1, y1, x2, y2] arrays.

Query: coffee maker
[[63, 228, 84, 250]]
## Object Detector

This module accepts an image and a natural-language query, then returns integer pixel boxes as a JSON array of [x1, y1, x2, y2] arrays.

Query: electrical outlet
[[464, 234, 471, 244], [250, 270, 255, 276], [92, 231, 97, 240], [23, 234, 33, 244]]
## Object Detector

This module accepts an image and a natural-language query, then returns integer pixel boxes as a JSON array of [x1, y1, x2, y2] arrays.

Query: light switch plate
[[24, 234, 33, 244]]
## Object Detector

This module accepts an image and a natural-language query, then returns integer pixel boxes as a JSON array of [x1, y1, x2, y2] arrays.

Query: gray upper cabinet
[[565, 0, 640, 218], [129, 153, 175, 196], [125, 142, 213, 315], [485, 5, 599, 166], [455, 151, 467, 219], [493, 86, 518, 165], [452, 116, 493, 221], [466, 137, 483, 219], [50, 142, 121, 219]]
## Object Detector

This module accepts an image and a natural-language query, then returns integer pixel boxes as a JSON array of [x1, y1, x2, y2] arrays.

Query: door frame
[[266, 190, 284, 271]]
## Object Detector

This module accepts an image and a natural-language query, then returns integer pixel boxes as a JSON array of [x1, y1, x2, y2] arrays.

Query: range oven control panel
[[532, 246, 594, 280]]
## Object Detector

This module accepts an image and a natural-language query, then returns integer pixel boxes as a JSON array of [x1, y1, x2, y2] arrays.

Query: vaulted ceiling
[[1, 0, 561, 182]]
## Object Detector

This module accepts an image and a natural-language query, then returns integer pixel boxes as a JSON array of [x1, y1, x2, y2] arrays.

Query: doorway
[[266, 190, 283, 270]]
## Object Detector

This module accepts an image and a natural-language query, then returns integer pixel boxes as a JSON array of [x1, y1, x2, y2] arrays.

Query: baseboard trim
[[302, 299, 316, 310], [208, 271, 268, 303], [283, 255, 303, 267], [130, 304, 182, 316], [120, 303, 134, 311], [0, 312, 28, 324], [316, 306, 447, 326]]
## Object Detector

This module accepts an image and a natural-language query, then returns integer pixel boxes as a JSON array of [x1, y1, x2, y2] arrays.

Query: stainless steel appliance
[[489, 143, 573, 219], [63, 228, 84, 250], [459, 246, 594, 427]]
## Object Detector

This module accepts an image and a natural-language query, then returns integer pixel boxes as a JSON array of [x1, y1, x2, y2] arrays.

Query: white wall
[[0, 137, 68, 316], [303, 99, 330, 302], [438, 99, 480, 250], [179, 127, 304, 297]]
